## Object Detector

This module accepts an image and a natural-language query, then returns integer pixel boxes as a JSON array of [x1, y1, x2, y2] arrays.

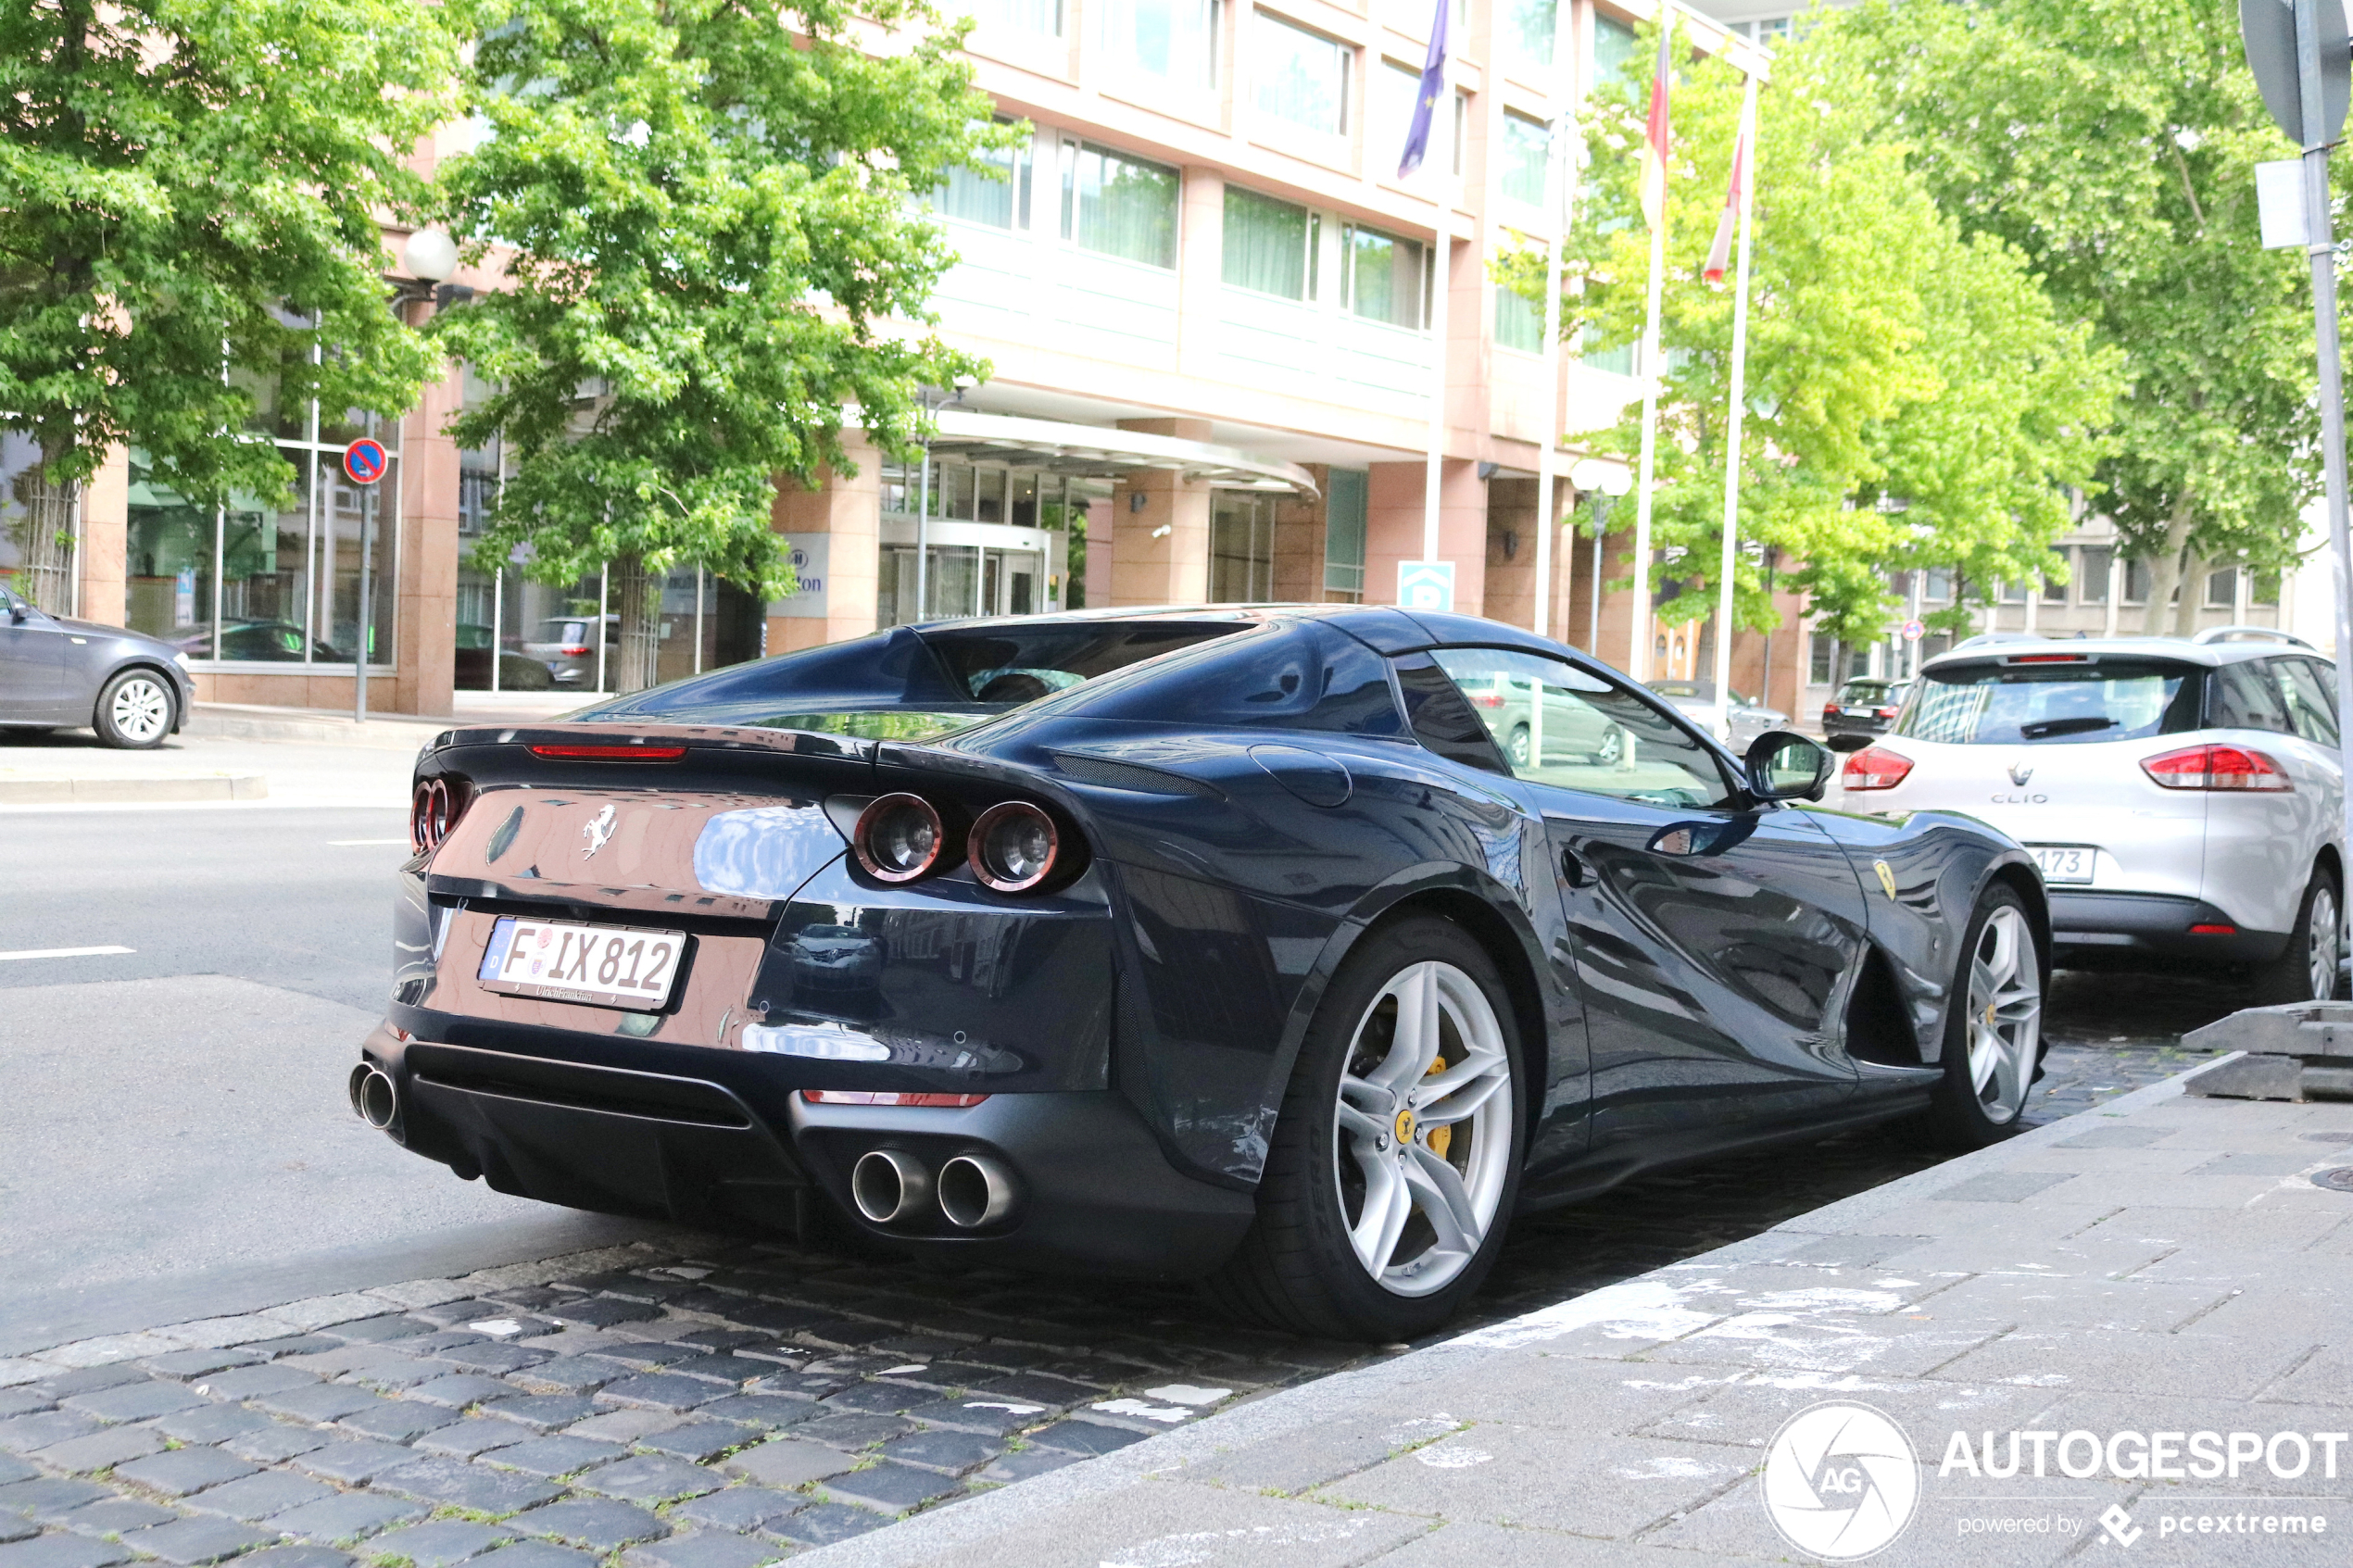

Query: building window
[[1997, 576, 2027, 605], [1593, 14, 1637, 90], [1809, 632, 1837, 684], [1222, 186, 1317, 300], [1495, 276, 1542, 353], [1211, 491, 1275, 601], [2254, 568, 2281, 606], [1580, 322, 1633, 375], [1324, 467, 1367, 598], [1923, 567, 1952, 603], [1500, 110, 1550, 207], [2123, 558, 2151, 605], [1101, 0, 1219, 93], [2041, 549, 2068, 605], [1374, 60, 1420, 176], [937, 121, 1031, 229], [1504, 0, 1554, 69], [1341, 222, 1428, 328], [2207, 566, 2238, 608], [2078, 545, 2111, 604], [1061, 142, 1179, 268], [1256, 13, 1350, 136], [966, 0, 1062, 34]]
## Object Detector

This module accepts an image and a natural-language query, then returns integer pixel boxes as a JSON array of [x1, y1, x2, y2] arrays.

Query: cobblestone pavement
[[0, 981, 2224, 1568]]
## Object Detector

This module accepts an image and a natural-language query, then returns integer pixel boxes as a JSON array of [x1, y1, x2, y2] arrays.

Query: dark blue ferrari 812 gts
[[359, 606, 2046, 1339]]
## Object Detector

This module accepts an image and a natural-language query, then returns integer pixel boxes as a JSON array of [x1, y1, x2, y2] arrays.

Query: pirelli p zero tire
[[1211, 915, 1525, 1341], [1919, 884, 2045, 1149]]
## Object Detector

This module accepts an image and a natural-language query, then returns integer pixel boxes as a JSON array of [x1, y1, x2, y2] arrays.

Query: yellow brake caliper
[[1425, 1056, 1452, 1160]]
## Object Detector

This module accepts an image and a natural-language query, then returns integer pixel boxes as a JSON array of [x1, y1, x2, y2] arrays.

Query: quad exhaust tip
[[349, 1062, 399, 1131], [937, 1153, 1017, 1229], [850, 1148, 933, 1225]]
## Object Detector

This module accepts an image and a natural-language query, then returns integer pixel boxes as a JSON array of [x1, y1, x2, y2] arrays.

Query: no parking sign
[[343, 438, 387, 485]]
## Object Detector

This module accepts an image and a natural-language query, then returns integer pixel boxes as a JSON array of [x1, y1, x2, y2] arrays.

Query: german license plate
[[477, 917, 686, 1010], [2027, 846, 2096, 884]]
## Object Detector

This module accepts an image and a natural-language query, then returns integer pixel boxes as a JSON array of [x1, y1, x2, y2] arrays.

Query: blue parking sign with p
[[1398, 559, 1455, 612]]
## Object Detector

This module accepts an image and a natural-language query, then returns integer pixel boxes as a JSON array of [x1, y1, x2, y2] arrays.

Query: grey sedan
[[1, 584, 195, 747]]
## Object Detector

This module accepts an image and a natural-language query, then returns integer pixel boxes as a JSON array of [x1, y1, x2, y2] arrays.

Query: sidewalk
[[0, 733, 413, 810], [186, 695, 594, 753], [792, 1063, 2353, 1567]]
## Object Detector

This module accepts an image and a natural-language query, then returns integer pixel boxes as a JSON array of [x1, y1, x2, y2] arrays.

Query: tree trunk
[[10, 459, 79, 614], [2139, 492, 2197, 635], [611, 552, 662, 695], [2172, 549, 2209, 638]]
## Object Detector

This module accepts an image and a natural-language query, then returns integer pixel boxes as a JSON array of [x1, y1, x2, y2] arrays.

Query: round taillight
[[410, 778, 452, 854], [854, 793, 946, 882], [968, 800, 1059, 893]]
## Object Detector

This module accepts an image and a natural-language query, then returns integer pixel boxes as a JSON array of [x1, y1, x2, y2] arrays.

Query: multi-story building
[[0, 0, 2323, 728]]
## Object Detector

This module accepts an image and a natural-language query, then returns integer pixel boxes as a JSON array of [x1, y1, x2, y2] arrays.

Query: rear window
[[921, 622, 1240, 704], [1899, 659, 2201, 745], [1834, 681, 1893, 705]]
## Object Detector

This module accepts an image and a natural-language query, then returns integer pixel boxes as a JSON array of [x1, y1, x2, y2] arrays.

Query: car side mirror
[[6, 602, 24, 624], [1746, 729, 1833, 803]]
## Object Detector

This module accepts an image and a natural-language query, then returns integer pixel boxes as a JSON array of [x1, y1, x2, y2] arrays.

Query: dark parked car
[[454, 623, 557, 691], [360, 606, 2047, 1339], [1, 583, 195, 747], [1822, 677, 1913, 740]]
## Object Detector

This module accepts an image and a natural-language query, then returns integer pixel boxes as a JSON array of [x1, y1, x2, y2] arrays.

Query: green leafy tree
[[1505, 19, 2118, 650], [1837, 0, 2330, 633], [434, 0, 1013, 693], [0, 0, 454, 608]]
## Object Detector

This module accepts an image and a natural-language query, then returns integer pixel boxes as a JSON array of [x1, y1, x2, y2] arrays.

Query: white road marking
[[0, 946, 135, 962], [327, 839, 409, 847]]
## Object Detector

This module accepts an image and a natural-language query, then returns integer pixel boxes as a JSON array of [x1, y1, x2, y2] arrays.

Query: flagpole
[[1420, 69, 1452, 572], [1532, 0, 1575, 642], [1711, 72, 1758, 743], [1629, 10, 1674, 682]]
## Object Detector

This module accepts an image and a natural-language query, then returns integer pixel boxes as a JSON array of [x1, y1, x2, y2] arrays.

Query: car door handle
[[1559, 846, 1590, 887]]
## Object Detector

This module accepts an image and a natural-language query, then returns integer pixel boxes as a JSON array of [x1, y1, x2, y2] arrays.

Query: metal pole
[[490, 566, 503, 695], [1419, 70, 1453, 575], [1629, 11, 1675, 681], [1532, 0, 1575, 641], [596, 565, 610, 694], [355, 477, 370, 724], [914, 445, 931, 622], [1590, 495, 1607, 652], [693, 568, 705, 673], [1710, 73, 1758, 741], [2296, 0, 2353, 985]]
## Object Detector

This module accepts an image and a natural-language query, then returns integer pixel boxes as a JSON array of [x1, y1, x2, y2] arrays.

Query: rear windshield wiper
[[2018, 716, 2117, 740]]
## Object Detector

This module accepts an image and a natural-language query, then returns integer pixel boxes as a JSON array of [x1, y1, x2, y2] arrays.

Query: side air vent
[[1049, 752, 1221, 797]]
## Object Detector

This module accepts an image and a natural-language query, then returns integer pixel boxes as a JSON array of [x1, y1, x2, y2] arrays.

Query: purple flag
[[1399, 0, 1449, 177]]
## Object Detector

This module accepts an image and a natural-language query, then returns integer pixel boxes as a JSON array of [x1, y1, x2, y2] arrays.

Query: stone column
[[1364, 458, 1488, 617], [1080, 496, 1114, 609], [768, 436, 881, 654], [77, 446, 129, 626], [395, 361, 461, 716], [1110, 418, 1211, 607], [1175, 168, 1225, 381]]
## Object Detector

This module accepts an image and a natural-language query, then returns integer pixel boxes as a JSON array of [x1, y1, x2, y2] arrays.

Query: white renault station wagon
[[1835, 631, 2345, 1002]]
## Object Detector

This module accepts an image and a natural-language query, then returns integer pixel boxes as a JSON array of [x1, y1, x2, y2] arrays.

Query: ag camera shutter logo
[[1762, 1401, 1921, 1559]]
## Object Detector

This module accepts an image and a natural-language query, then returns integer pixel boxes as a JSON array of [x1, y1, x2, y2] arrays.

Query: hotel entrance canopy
[[923, 410, 1319, 498]]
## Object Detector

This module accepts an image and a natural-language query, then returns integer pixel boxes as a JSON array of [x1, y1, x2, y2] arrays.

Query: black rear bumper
[[359, 1026, 1255, 1279], [2048, 890, 2288, 965]]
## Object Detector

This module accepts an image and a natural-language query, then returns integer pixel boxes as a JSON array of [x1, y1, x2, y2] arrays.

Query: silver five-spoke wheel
[[1333, 960, 1514, 1297], [2307, 883, 2341, 1004], [1964, 903, 2041, 1123]]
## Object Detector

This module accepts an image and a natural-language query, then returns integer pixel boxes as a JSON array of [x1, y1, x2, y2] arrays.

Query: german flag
[[1640, 18, 1673, 232]]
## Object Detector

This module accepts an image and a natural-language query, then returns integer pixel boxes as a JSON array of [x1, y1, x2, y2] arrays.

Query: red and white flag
[[1703, 119, 1748, 284], [1639, 23, 1671, 232]]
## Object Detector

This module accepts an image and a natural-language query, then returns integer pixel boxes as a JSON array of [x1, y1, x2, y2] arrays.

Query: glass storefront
[[877, 458, 1090, 625], [127, 338, 397, 670]]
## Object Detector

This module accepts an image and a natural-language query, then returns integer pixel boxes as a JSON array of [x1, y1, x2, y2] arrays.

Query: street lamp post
[[1569, 458, 1635, 656]]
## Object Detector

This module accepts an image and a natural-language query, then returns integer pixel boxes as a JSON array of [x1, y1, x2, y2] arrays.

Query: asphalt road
[[0, 796, 2245, 1362]]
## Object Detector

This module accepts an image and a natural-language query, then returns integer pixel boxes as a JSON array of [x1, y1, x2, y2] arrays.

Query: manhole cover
[[2313, 1167, 2353, 1193], [2301, 1130, 2353, 1144]]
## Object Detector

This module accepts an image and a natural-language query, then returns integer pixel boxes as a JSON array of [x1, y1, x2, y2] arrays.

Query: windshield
[[920, 622, 1241, 704], [1898, 659, 2198, 745]]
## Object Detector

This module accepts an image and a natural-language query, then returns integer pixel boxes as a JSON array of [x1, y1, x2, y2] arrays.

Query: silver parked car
[[0, 583, 195, 748], [1833, 631, 2345, 1001], [1647, 678, 1789, 749], [1451, 669, 1627, 768]]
